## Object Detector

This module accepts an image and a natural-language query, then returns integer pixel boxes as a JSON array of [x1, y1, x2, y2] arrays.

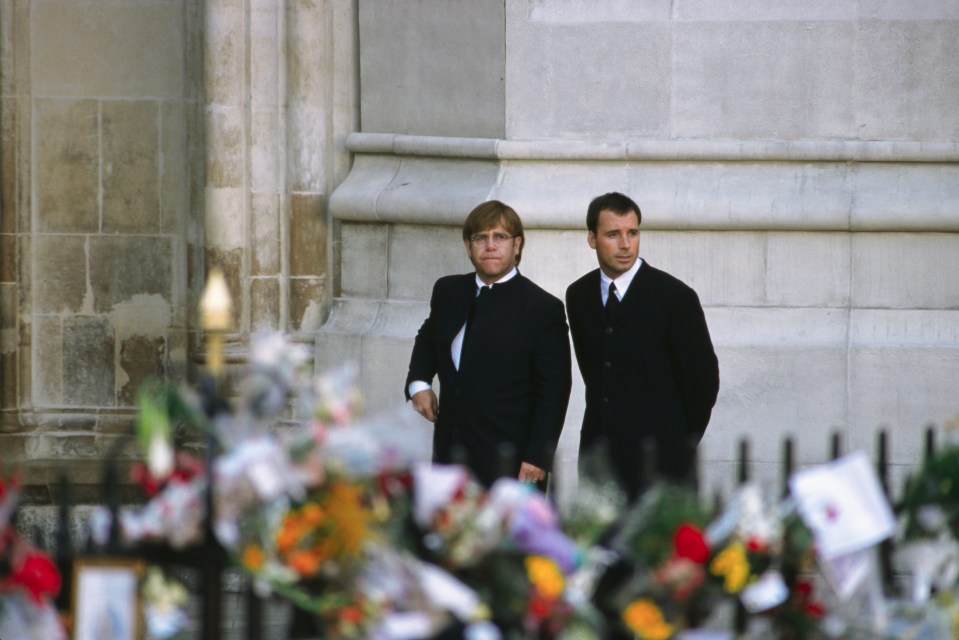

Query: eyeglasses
[[470, 232, 515, 246]]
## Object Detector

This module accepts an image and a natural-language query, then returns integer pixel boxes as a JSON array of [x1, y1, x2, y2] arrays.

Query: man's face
[[588, 209, 640, 279], [465, 222, 521, 284]]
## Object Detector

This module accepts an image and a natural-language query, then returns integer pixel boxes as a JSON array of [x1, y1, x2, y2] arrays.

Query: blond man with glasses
[[405, 200, 572, 490]]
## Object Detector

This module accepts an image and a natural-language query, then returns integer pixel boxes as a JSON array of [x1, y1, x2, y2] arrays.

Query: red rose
[[11, 551, 62, 603], [673, 523, 709, 564]]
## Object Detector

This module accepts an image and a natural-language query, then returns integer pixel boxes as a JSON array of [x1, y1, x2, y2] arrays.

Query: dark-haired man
[[566, 192, 719, 498], [405, 200, 572, 488]]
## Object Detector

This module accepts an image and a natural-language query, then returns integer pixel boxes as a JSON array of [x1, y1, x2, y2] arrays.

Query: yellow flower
[[709, 542, 749, 593], [622, 599, 675, 640], [242, 544, 265, 571], [524, 555, 564, 600], [324, 481, 371, 556]]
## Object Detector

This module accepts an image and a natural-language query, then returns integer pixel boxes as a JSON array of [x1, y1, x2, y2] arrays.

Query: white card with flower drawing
[[789, 450, 896, 560]]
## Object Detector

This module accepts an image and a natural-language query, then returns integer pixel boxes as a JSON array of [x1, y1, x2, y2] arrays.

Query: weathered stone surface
[[160, 101, 188, 234], [63, 315, 115, 407], [386, 225, 470, 300], [90, 236, 172, 313], [103, 100, 160, 233], [251, 277, 280, 332], [35, 99, 98, 232], [288, 106, 328, 193], [206, 107, 245, 188], [34, 316, 64, 405], [290, 193, 326, 277], [251, 109, 280, 194], [359, 0, 506, 138], [252, 193, 280, 275], [33, 235, 88, 314], [32, 0, 184, 97], [119, 335, 165, 406], [851, 233, 959, 309], [340, 223, 388, 298], [205, 4, 244, 105], [1, 232, 14, 282], [291, 277, 324, 332]]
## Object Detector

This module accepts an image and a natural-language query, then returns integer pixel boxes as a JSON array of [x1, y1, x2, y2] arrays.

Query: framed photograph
[[71, 557, 146, 640]]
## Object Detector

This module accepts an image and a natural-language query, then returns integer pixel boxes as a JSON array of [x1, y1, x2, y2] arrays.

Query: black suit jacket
[[406, 272, 572, 486], [566, 262, 719, 495]]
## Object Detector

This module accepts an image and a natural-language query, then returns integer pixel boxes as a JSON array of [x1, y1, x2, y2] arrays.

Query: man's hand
[[518, 462, 546, 483], [411, 389, 438, 422]]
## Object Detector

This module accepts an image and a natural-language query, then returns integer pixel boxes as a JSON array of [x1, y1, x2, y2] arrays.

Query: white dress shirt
[[408, 267, 519, 398], [600, 257, 644, 305]]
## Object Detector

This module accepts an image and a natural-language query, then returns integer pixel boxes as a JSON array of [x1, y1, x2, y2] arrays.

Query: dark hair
[[462, 200, 525, 265], [586, 192, 642, 233]]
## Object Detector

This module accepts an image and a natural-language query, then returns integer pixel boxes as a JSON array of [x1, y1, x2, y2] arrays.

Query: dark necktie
[[605, 282, 620, 321], [465, 285, 492, 342]]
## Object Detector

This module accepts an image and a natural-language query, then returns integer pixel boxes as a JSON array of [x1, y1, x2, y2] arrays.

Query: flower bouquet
[[0, 466, 67, 640]]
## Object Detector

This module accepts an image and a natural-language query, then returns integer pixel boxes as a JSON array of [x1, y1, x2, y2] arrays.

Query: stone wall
[[0, 0, 204, 496], [0, 0, 358, 500], [322, 0, 959, 502]]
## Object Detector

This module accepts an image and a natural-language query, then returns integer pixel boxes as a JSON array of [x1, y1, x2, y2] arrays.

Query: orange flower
[[622, 599, 674, 640], [525, 555, 564, 600], [324, 482, 370, 556], [287, 549, 323, 577], [242, 544, 265, 571]]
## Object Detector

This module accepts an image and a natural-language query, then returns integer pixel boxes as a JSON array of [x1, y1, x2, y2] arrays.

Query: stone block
[[204, 5, 244, 105], [703, 307, 850, 465], [205, 188, 247, 249], [205, 247, 243, 330], [506, 20, 671, 138], [852, 164, 959, 231], [89, 236, 172, 313], [32, 1, 184, 97], [206, 107, 245, 188], [1, 233, 14, 282], [160, 101, 188, 234], [102, 100, 160, 233], [672, 22, 856, 139], [642, 231, 766, 308], [675, 0, 856, 20], [118, 334, 165, 407], [290, 193, 327, 277], [513, 229, 594, 301], [341, 223, 388, 298], [252, 193, 280, 275], [0, 97, 15, 231], [251, 277, 280, 332], [35, 99, 98, 233], [765, 233, 851, 307], [387, 225, 469, 300], [291, 277, 325, 333], [847, 309, 959, 465], [861, 0, 959, 19], [288, 106, 329, 193], [315, 299, 381, 374], [251, 109, 280, 193], [288, 2, 330, 107], [1, 349, 16, 412], [357, 334, 418, 415], [33, 235, 87, 314], [63, 315, 115, 407], [360, 0, 505, 138], [851, 233, 959, 309], [250, 4, 280, 108], [856, 21, 959, 140]]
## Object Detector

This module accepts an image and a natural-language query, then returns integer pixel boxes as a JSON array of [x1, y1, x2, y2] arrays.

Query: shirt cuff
[[408, 380, 431, 398]]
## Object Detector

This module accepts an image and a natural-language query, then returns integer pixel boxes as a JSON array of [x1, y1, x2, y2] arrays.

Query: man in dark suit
[[405, 200, 572, 487], [566, 192, 719, 498]]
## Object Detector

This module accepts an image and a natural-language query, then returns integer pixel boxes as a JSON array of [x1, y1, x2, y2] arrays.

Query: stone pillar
[[203, 0, 357, 349]]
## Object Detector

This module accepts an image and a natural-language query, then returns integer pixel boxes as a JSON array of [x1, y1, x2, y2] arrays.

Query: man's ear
[[587, 231, 597, 249]]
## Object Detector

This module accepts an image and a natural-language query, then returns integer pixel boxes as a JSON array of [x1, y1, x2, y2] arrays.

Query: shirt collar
[[600, 258, 643, 299], [475, 267, 518, 290]]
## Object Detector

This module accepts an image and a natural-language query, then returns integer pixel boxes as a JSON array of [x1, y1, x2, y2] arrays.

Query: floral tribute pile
[[3, 331, 958, 639], [0, 467, 66, 640]]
